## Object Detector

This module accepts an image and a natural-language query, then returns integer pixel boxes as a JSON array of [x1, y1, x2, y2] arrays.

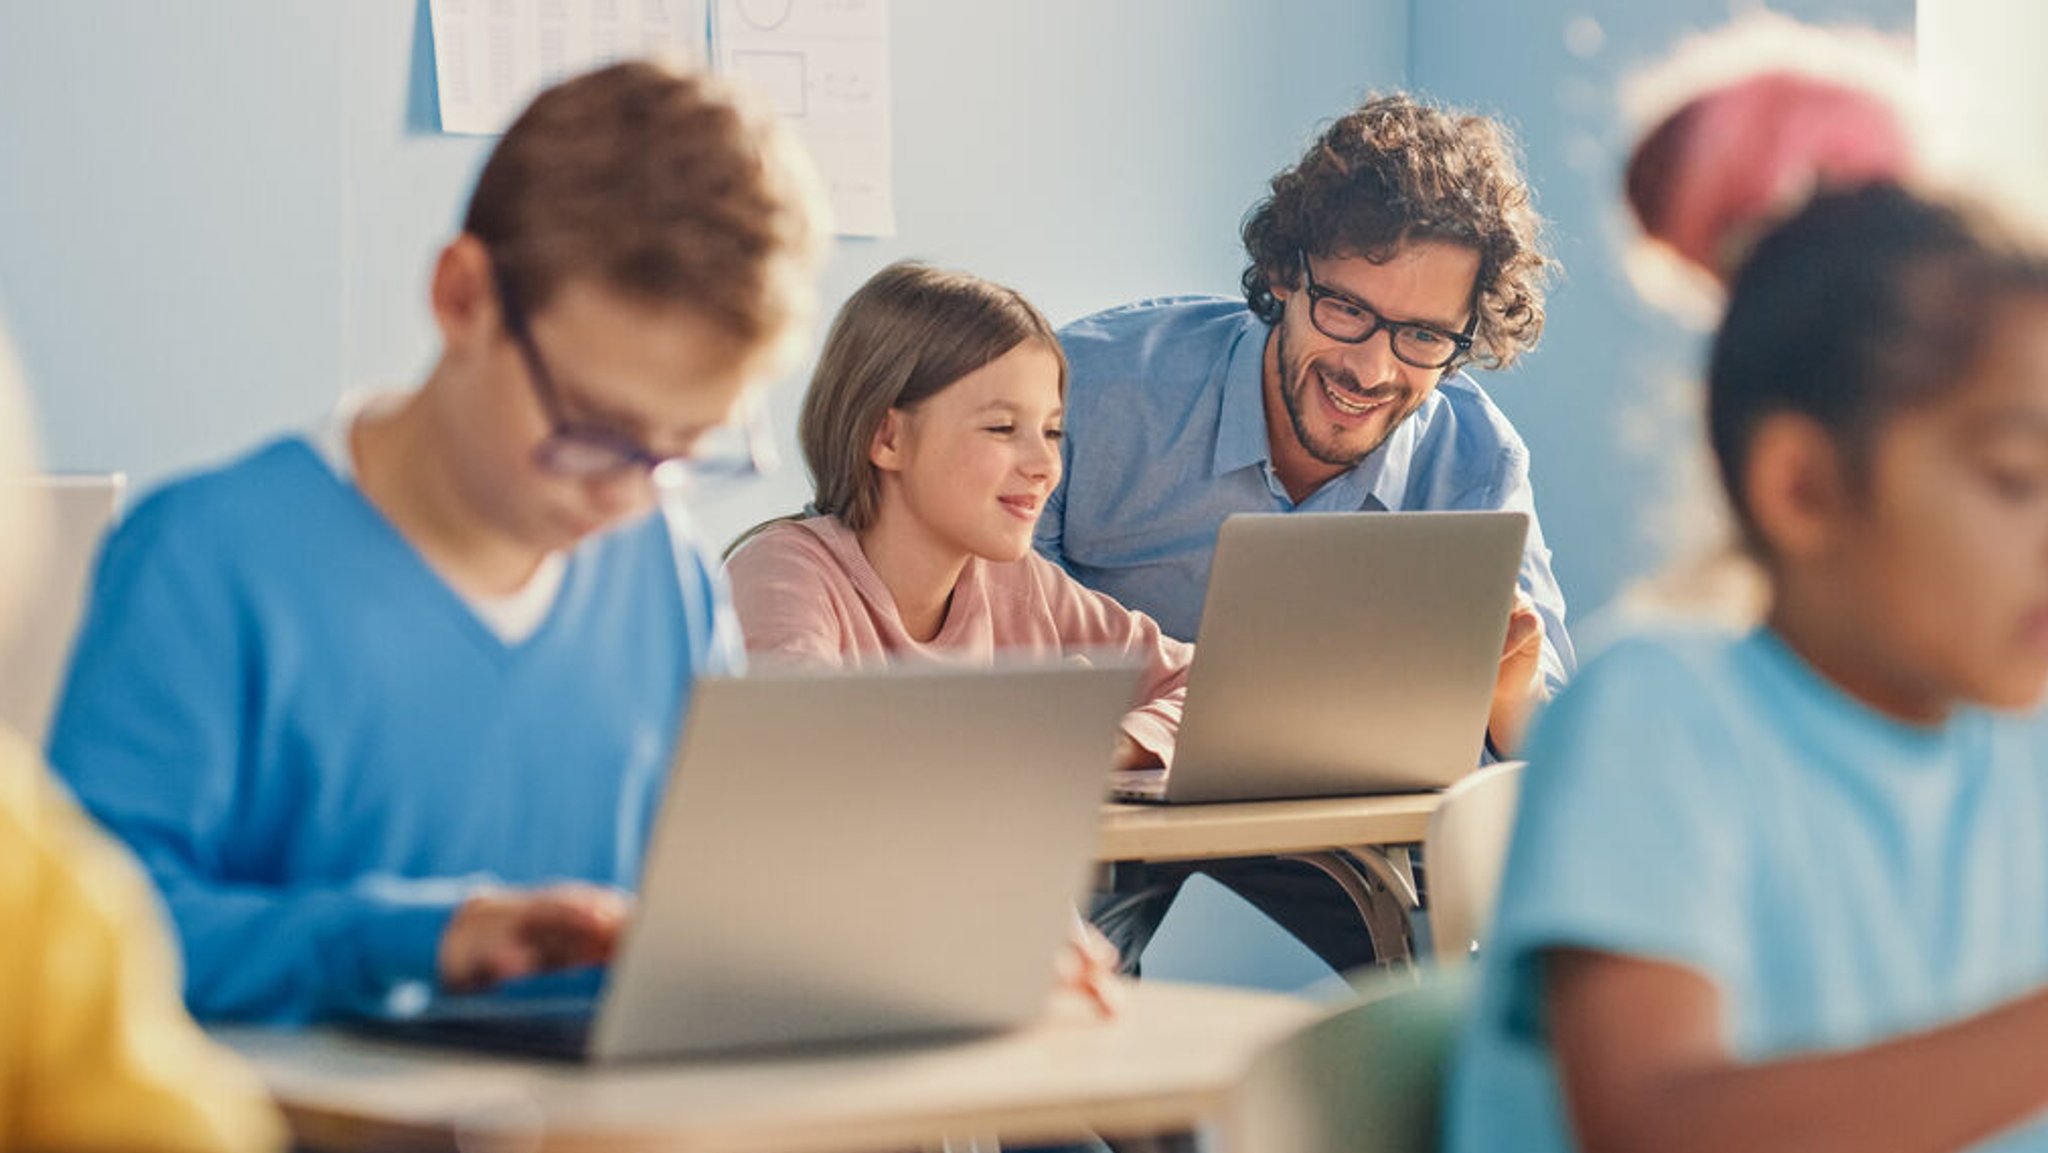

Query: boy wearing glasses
[[46, 63, 825, 1023], [1043, 93, 1572, 974]]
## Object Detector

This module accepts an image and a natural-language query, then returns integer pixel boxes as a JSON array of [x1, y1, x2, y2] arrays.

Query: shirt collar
[[1211, 312, 1272, 479], [1209, 310, 1425, 511], [1358, 398, 1421, 511]]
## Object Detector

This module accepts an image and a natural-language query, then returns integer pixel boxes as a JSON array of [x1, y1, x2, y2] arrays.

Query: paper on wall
[[713, 0, 895, 237], [428, 0, 893, 238], [429, 0, 710, 136]]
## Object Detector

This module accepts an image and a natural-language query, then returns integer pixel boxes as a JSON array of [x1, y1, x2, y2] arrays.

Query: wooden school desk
[[1097, 792, 1441, 963], [214, 981, 1320, 1153]]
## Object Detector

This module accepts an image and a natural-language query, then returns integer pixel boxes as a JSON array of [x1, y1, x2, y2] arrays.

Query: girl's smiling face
[[870, 340, 1065, 565]]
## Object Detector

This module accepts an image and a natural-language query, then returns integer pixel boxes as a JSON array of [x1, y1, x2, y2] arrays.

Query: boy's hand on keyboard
[[439, 883, 632, 993]]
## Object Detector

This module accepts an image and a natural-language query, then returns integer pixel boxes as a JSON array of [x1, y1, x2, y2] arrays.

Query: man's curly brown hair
[[1241, 93, 1553, 371]]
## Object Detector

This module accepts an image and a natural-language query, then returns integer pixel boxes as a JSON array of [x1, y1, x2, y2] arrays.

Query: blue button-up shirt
[[1037, 295, 1574, 692]]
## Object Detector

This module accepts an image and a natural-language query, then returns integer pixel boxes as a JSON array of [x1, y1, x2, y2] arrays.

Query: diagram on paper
[[714, 0, 894, 237]]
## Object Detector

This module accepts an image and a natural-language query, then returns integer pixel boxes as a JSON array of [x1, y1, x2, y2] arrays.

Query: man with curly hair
[[1043, 93, 1573, 974]]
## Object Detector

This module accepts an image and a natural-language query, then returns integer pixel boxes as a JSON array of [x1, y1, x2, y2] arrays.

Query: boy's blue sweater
[[48, 438, 735, 1022]]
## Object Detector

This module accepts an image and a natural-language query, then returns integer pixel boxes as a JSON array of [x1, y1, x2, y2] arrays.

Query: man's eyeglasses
[[1296, 250, 1475, 370], [493, 265, 776, 486]]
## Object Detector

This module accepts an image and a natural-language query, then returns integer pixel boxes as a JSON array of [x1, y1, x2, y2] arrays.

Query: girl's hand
[[1058, 916, 1126, 1018], [1113, 730, 1163, 771]]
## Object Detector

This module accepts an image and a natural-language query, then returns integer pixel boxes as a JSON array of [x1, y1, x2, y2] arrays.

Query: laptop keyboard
[[350, 996, 597, 1061]]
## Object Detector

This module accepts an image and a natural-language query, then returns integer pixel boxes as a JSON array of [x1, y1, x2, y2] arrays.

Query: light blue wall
[[1409, 0, 1916, 623], [0, 0, 1410, 555], [1, 4, 352, 486]]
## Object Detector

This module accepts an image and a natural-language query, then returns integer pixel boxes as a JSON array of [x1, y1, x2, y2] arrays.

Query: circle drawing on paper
[[737, 0, 793, 32]]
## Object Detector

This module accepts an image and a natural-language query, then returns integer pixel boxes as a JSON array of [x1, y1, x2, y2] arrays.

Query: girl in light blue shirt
[[1447, 175, 2048, 1153]]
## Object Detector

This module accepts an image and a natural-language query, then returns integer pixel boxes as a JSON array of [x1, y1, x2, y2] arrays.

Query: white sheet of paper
[[430, 0, 710, 136], [713, 0, 895, 237]]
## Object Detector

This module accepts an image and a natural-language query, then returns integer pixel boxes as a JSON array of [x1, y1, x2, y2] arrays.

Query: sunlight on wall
[[1919, 0, 2048, 229]]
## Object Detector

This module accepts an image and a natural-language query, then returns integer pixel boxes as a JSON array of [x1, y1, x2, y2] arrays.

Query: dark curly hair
[[1241, 93, 1552, 371]]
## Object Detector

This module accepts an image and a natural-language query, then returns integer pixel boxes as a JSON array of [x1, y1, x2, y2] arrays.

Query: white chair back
[[1423, 760, 1524, 965], [0, 474, 124, 747]]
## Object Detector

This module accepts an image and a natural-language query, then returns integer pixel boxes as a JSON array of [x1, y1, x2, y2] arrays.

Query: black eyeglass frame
[[1294, 249, 1477, 371], [492, 263, 773, 484]]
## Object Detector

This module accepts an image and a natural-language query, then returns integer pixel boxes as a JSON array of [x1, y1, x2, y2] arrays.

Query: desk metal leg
[[1345, 844, 1420, 909], [1277, 848, 1419, 967], [1381, 843, 1419, 900]]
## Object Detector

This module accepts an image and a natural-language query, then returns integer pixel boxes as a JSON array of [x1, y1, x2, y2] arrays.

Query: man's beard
[[1275, 326, 1405, 468]]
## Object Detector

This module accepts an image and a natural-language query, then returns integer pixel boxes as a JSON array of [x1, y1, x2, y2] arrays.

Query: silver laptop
[[374, 661, 1138, 1062], [0, 474, 125, 748], [1112, 511, 1528, 804]]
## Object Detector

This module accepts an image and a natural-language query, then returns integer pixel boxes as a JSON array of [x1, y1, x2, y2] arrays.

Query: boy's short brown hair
[[463, 61, 827, 367]]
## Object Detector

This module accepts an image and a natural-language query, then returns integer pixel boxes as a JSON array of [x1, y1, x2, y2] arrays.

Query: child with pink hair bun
[[1628, 72, 1915, 280], [1612, 16, 1923, 628], [1621, 13, 1920, 288]]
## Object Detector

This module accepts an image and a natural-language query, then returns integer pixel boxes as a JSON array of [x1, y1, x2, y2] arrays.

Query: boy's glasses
[[493, 265, 776, 485], [1296, 250, 1475, 370]]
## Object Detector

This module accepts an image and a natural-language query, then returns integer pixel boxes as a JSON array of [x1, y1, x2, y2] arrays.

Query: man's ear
[[1744, 411, 1852, 562], [869, 408, 907, 473], [429, 234, 500, 351], [1266, 261, 1298, 305]]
